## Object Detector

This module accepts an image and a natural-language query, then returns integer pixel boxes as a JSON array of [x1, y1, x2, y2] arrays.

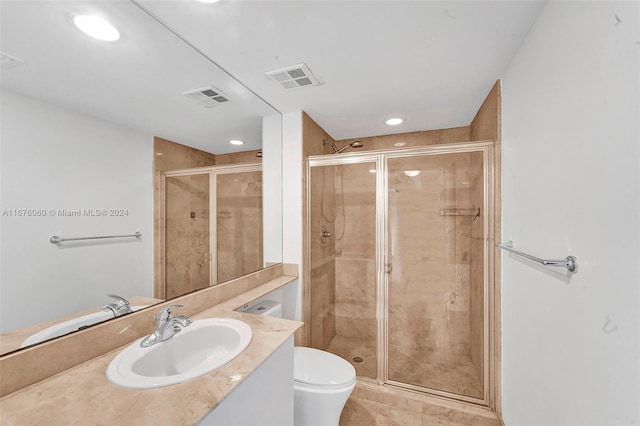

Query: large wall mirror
[[0, 0, 283, 355]]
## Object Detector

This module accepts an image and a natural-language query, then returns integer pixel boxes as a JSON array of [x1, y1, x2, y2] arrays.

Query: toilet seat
[[294, 347, 356, 389], [294, 378, 356, 392]]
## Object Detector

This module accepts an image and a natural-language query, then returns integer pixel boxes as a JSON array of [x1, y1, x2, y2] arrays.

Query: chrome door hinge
[[385, 263, 392, 274]]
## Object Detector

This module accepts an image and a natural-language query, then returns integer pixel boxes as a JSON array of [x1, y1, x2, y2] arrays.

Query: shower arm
[[322, 139, 364, 154], [322, 139, 339, 154]]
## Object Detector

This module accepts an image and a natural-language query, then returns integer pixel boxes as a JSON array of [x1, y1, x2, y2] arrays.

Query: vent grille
[[1, 52, 25, 70], [182, 85, 229, 108], [265, 63, 320, 89]]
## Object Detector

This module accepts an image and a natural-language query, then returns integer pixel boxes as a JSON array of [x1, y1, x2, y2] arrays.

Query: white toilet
[[245, 300, 356, 426]]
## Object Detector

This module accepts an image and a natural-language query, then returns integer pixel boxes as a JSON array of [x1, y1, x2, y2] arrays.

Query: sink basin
[[106, 318, 252, 389], [20, 305, 148, 348]]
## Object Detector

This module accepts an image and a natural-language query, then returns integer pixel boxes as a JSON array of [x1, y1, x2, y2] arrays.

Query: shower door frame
[[305, 141, 495, 407], [161, 163, 262, 295]]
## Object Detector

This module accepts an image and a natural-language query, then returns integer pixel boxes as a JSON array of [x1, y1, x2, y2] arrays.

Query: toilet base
[[294, 381, 355, 426]]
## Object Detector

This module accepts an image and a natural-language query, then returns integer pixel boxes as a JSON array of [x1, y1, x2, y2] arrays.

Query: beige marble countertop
[[0, 296, 162, 355], [0, 281, 302, 426]]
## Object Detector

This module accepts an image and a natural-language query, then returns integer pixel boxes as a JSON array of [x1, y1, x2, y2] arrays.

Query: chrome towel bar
[[497, 240, 577, 273], [50, 232, 142, 244]]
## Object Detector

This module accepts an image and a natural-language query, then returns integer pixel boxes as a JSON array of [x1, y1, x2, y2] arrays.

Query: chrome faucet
[[140, 305, 192, 348], [102, 294, 132, 317]]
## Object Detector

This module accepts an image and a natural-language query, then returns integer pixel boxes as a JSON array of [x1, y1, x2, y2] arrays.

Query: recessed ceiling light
[[73, 15, 120, 42], [229, 140, 244, 146], [404, 170, 420, 177], [386, 118, 404, 126]]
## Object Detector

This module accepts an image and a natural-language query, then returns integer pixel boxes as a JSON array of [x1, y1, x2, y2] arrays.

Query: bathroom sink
[[106, 318, 252, 389], [20, 305, 148, 348]]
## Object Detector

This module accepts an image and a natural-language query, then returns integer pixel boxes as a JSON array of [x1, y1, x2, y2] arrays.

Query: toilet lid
[[294, 347, 356, 386]]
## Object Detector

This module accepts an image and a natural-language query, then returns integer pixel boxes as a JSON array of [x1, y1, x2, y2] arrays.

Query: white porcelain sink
[[106, 318, 252, 389], [20, 305, 148, 348]]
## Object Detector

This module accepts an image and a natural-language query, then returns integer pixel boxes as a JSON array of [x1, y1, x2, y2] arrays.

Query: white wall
[[281, 111, 303, 321], [0, 90, 154, 333], [501, 1, 639, 424], [262, 114, 283, 266]]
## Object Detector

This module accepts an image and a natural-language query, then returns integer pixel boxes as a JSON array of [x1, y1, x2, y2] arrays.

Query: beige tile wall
[[335, 125, 470, 150], [164, 174, 211, 299], [334, 163, 377, 346], [215, 150, 262, 165], [216, 171, 263, 283], [309, 166, 337, 350], [304, 116, 479, 364], [153, 137, 216, 299], [303, 113, 338, 348], [385, 153, 484, 398], [386, 154, 471, 359], [153, 137, 263, 299]]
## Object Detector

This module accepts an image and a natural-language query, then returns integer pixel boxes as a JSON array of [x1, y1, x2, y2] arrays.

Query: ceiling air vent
[[182, 85, 229, 108], [1, 52, 25, 70], [265, 63, 320, 89]]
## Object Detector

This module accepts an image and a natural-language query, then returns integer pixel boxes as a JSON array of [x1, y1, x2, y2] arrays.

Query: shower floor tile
[[326, 334, 377, 379], [325, 334, 483, 398], [388, 346, 484, 398]]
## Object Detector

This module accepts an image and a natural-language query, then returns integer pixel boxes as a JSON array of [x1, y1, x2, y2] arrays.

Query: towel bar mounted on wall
[[49, 232, 142, 244], [496, 240, 577, 273]]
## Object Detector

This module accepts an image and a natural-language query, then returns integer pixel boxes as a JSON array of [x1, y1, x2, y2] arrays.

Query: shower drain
[[352, 357, 363, 363]]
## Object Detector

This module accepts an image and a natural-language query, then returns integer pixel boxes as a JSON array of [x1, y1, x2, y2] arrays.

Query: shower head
[[334, 141, 364, 154], [322, 139, 364, 154]]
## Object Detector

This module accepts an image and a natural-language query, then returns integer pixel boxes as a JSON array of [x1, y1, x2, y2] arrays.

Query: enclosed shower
[[306, 142, 493, 404], [162, 164, 263, 299]]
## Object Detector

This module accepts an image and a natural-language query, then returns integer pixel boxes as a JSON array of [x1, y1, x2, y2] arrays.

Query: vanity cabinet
[[199, 336, 294, 425]]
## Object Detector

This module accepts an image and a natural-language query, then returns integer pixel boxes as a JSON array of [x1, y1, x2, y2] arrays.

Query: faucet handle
[[106, 294, 130, 308], [155, 305, 183, 322], [103, 294, 132, 317]]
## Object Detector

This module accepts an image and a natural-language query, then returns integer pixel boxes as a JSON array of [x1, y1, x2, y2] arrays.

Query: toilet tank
[[243, 300, 282, 318]]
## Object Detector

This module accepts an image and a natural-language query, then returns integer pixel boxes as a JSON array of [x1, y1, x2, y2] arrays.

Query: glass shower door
[[385, 151, 486, 399], [164, 173, 211, 299], [215, 171, 263, 283], [308, 161, 378, 379]]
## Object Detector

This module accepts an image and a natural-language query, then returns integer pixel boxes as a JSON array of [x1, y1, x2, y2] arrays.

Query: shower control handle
[[320, 226, 331, 243]]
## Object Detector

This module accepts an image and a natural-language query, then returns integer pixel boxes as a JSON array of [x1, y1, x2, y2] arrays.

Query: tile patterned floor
[[339, 383, 500, 426]]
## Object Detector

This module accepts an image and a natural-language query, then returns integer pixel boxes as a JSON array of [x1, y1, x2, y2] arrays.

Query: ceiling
[[0, 1, 275, 154], [1, 0, 546, 151], [138, 0, 546, 140]]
